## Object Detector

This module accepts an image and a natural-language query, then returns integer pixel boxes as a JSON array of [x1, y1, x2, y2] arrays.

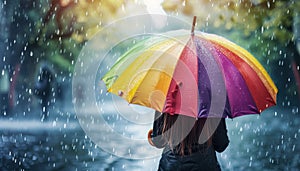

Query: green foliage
[[162, 0, 299, 44], [24, 0, 133, 73]]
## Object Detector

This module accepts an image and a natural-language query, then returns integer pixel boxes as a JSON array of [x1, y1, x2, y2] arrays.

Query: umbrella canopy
[[102, 22, 277, 119]]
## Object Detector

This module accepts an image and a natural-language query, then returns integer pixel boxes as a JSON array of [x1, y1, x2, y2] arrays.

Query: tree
[[3, 0, 144, 113]]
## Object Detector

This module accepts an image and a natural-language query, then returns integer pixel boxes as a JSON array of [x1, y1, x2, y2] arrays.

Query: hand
[[147, 129, 155, 146]]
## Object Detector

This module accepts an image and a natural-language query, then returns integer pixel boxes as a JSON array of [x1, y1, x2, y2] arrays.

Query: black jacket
[[151, 112, 229, 171]]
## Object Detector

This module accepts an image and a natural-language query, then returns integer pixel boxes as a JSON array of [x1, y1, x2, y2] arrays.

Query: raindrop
[[280, 25, 283, 29], [267, 1, 270, 8], [278, 60, 284, 66], [52, 121, 57, 127], [288, 144, 295, 153]]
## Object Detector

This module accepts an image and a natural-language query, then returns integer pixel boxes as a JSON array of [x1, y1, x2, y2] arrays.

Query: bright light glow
[[143, 0, 166, 15], [143, 0, 167, 29], [60, 0, 72, 7]]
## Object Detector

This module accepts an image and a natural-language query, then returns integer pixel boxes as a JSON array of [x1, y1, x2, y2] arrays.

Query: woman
[[148, 111, 229, 171]]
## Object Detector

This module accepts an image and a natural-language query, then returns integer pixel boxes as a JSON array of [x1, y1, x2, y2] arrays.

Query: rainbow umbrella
[[102, 17, 277, 118]]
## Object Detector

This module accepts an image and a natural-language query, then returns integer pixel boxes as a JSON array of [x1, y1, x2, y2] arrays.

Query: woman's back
[[149, 112, 229, 171], [159, 146, 220, 171]]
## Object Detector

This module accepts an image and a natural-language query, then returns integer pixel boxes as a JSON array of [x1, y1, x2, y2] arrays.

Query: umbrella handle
[[147, 129, 155, 146]]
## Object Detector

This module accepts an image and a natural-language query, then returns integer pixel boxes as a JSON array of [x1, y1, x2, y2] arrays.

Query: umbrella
[[102, 16, 277, 118]]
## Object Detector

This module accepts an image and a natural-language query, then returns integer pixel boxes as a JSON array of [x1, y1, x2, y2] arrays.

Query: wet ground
[[219, 107, 300, 171], [0, 106, 299, 171]]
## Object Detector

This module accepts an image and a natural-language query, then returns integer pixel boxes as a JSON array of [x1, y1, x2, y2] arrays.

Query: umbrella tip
[[191, 16, 197, 35]]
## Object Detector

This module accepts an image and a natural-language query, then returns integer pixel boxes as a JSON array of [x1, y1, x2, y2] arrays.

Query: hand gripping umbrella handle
[[147, 129, 155, 146]]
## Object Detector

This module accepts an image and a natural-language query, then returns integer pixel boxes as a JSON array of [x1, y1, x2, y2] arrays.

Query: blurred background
[[0, 0, 300, 170]]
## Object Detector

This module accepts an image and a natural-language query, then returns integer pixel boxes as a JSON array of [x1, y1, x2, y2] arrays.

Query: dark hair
[[161, 113, 213, 156]]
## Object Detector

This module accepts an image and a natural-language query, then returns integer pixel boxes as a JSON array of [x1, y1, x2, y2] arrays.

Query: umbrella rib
[[127, 41, 187, 110], [127, 41, 183, 102], [213, 47, 261, 115], [103, 36, 166, 90], [208, 40, 276, 113], [102, 37, 152, 88], [202, 34, 277, 102], [220, 42, 277, 103]]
